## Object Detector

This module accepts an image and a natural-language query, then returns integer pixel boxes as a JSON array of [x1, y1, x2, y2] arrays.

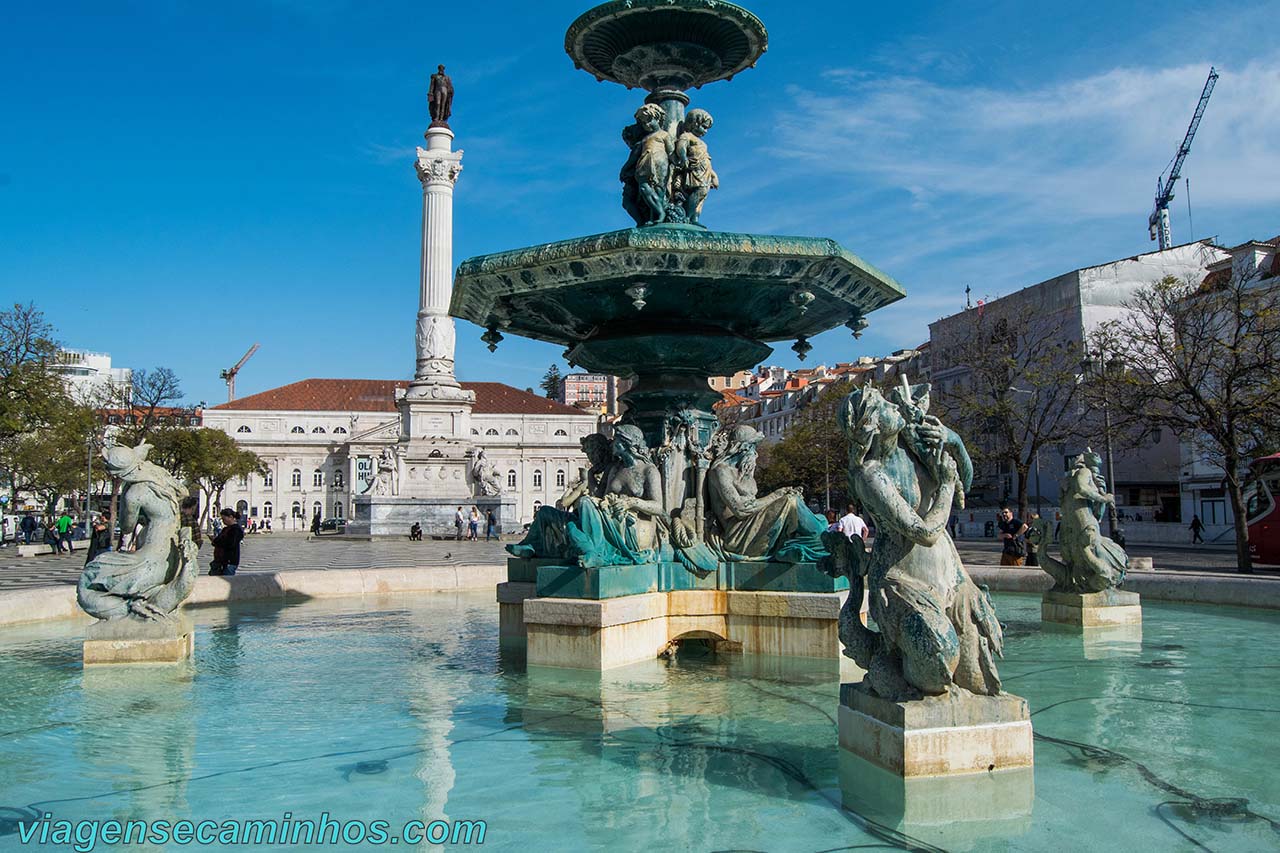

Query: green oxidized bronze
[[453, 2, 905, 589], [1034, 448, 1129, 593]]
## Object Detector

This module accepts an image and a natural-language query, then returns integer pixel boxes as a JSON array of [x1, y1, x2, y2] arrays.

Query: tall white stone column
[[408, 126, 469, 398]]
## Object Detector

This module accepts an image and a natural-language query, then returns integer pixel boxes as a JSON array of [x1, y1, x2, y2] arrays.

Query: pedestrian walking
[[0, 516, 9, 547], [997, 507, 1028, 567], [1025, 512, 1041, 567], [210, 508, 244, 576], [468, 507, 480, 541], [55, 510, 75, 553], [310, 512, 322, 536], [85, 511, 113, 564], [454, 506, 464, 541], [20, 513, 37, 544], [1190, 514, 1205, 544], [485, 509, 497, 541]]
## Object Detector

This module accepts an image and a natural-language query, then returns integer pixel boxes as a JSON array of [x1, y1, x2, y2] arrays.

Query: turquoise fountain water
[[1, 592, 1278, 851]]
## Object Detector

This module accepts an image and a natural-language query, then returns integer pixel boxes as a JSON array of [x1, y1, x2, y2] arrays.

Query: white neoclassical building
[[203, 378, 596, 531]]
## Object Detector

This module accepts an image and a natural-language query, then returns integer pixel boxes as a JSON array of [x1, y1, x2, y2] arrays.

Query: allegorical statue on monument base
[[830, 382, 1004, 702], [471, 448, 503, 497], [1036, 448, 1129, 593], [77, 443, 200, 622], [428, 64, 453, 126]]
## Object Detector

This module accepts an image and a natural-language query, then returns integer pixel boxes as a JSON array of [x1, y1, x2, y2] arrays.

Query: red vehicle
[[1245, 453, 1280, 565]]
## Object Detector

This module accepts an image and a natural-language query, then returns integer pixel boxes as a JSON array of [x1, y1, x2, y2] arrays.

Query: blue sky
[[3, 0, 1276, 406]]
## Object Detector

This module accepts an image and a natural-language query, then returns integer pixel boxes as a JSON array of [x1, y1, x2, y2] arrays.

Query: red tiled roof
[[211, 379, 585, 416]]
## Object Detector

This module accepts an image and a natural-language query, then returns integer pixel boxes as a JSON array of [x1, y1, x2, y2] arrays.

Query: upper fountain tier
[[565, 0, 767, 91]]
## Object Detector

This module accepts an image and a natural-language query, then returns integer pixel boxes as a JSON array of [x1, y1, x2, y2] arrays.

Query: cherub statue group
[[621, 104, 719, 227]]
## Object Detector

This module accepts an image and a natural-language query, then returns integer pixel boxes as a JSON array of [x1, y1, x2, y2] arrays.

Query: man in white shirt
[[834, 503, 868, 541]]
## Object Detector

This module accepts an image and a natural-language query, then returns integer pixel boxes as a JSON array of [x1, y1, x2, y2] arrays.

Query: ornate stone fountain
[[452, 0, 904, 670]]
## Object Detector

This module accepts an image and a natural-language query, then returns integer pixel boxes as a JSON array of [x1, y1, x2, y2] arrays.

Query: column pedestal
[[83, 616, 194, 665], [1042, 588, 1142, 627]]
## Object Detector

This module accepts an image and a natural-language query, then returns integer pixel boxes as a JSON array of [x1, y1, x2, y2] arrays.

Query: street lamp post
[[1080, 349, 1124, 544]]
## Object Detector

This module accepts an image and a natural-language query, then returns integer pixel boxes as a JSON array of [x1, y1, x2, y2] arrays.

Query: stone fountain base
[[83, 616, 194, 665], [837, 682, 1034, 778], [499, 582, 858, 670], [1041, 588, 1142, 627]]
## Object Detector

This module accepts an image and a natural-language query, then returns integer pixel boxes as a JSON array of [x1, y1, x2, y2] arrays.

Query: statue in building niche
[[78, 442, 200, 622], [620, 105, 718, 227], [828, 380, 1004, 702], [1036, 448, 1128, 593]]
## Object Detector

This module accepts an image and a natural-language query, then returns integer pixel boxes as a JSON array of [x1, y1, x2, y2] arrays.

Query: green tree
[[150, 428, 264, 524], [540, 365, 563, 400], [2, 403, 98, 514], [754, 379, 856, 513], [1098, 272, 1280, 573], [0, 303, 66, 444]]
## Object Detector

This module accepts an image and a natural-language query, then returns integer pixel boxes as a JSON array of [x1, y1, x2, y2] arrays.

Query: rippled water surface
[[1, 591, 1278, 851]]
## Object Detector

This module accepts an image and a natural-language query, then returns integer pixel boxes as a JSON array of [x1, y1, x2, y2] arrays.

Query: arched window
[[236, 425, 251, 434], [312, 426, 326, 434], [334, 501, 344, 519], [533, 470, 543, 489], [486, 428, 499, 436], [312, 501, 323, 519], [554, 429, 568, 436], [333, 426, 347, 434], [333, 471, 344, 489], [291, 469, 302, 488], [470, 428, 479, 435], [556, 470, 566, 488], [291, 426, 305, 434], [507, 470, 517, 488], [236, 500, 248, 516], [263, 501, 273, 519], [263, 470, 273, 488], [291, 501, 302, 518], [505, 428, 518, 436], [313, 469, 324, 487]]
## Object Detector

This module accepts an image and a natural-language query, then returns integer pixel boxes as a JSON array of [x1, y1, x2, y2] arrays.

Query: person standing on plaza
[[20, 513, 37, 544], [485, 509, 497, 541], [85, 511, 113, 564], [455, 506, 465, 541], [997, 507, 1028, 567], [1190, 514, 1205, 544], [835, 503, 869, 543], [468, 506, 480, 541], [310, 511, 322, 537], [1025, 512, 1041, 567], [210, 508, 244, 576], [55, 510, 74, 553]]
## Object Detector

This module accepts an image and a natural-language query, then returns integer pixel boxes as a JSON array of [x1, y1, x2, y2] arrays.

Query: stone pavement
[[0, 533, 1270, 594], [0, 533, 510, 592]]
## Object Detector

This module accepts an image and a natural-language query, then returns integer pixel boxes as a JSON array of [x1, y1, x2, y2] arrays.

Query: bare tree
[[0, 303, 65, 444], [933, 310, 1086, 516], [1100, 271, 1280, 573]]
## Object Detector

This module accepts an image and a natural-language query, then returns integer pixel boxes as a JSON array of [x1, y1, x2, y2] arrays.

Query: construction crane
[[1148, 67, 1218, 250], [220, 344, 260, 403]]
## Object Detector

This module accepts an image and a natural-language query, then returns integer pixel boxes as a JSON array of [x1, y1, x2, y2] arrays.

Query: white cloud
[[778, 57, 1280, 220]]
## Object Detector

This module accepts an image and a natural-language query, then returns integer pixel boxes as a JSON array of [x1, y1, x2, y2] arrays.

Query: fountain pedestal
[[837, 682, 1034, 779], [83, 616, 194, 665], [1042, 588, 1142, 627]]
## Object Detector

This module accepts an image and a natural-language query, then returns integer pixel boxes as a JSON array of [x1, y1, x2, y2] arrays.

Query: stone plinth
[[838, 682, 1033, 778], [1042, 588, 1142, 627], [83, 617, 194, 665], [507, 557, 847, 600], [518, 588, 849, 670]]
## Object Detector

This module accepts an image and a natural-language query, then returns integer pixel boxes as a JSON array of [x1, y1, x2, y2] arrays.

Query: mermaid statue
[[833, 384, 1004, 701], [507, 425, 668, 568], [78, 442, 200, 622], [1037, 448, 1128, 593]]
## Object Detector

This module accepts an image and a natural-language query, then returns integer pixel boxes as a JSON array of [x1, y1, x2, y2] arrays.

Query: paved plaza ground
[[0, 531, 1269, 593]]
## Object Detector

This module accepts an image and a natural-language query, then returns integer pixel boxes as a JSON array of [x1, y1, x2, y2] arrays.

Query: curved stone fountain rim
[[1, 565, 1278, 630]]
